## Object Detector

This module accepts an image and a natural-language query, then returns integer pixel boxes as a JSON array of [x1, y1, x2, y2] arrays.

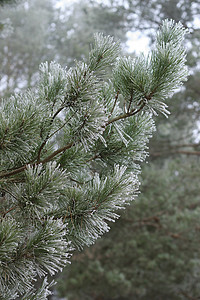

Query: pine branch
[[0, 99, 147, 179], [0, 21, 189, 298]]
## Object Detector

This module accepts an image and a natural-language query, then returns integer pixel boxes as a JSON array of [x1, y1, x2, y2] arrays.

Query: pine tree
[[0, 20, 188, 299]]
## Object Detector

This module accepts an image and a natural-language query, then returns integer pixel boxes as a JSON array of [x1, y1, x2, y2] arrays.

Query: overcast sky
[[55, 0, 150, 54]]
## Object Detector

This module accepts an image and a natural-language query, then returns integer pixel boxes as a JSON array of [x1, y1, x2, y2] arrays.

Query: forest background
[[0, 0, 200, 299]]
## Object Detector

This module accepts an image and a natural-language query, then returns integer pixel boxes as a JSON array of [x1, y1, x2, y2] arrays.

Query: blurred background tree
[[57, 161, 200, 300], [54, 1, 200, 299], [0, 0, 128, 97], [0, 0, 18, 6], [0, 0, 200, 299]]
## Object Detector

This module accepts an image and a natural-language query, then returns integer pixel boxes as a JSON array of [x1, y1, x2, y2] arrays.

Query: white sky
[[126, 31, 150, 54], [55, 0, 200, 55], [55, 0, 76, 7], [55, 0, 151, 54]]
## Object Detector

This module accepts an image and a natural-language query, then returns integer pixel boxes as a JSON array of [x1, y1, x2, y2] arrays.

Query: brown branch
[[69, 177, 91, 185], [174, 150, 200, 156], [168, 232, 183, 239], [86, 100, 147, 163], [125, 210, 165, 227], [40, 142, 74, 164], [2, 206, 17, 217], [168, 143, 200, 149], [47, 121, 68, 141], [0, 142, 74, 179], [107, 102, 146, 126], [0, 164, 30, 179], [151, 150, 200, 157], [132, 221, 161, 229], [137, 210, 165, 223], [86, 153, 101, 163], [180, 291, 199, 300], [107, 89, 155, 126]]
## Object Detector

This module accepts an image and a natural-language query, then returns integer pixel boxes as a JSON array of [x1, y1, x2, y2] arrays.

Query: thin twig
[[127, 91, 133, 113], [109, 90, 119, 116], [151, 150, 200, 157], [107, 102, 146, 125], [2, 206, 17, 217], [86, 153, 101, 163], [0, 165, 29, 179], [169, 143, 200, 149], [47, 109, 78, 141], [40, 142, 74, 164], [37, 106, 65, 162], [0, 142, 74, 179]]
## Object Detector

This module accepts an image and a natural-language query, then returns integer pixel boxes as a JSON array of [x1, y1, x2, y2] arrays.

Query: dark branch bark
[[40, 142, 74, 164], [107, 102, 146, 125], [0, 164, 29, 179], [0, 142, 74, 179]]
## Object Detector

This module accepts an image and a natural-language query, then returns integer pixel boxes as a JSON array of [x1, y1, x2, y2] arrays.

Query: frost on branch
[[0, 20, 188, 299]]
